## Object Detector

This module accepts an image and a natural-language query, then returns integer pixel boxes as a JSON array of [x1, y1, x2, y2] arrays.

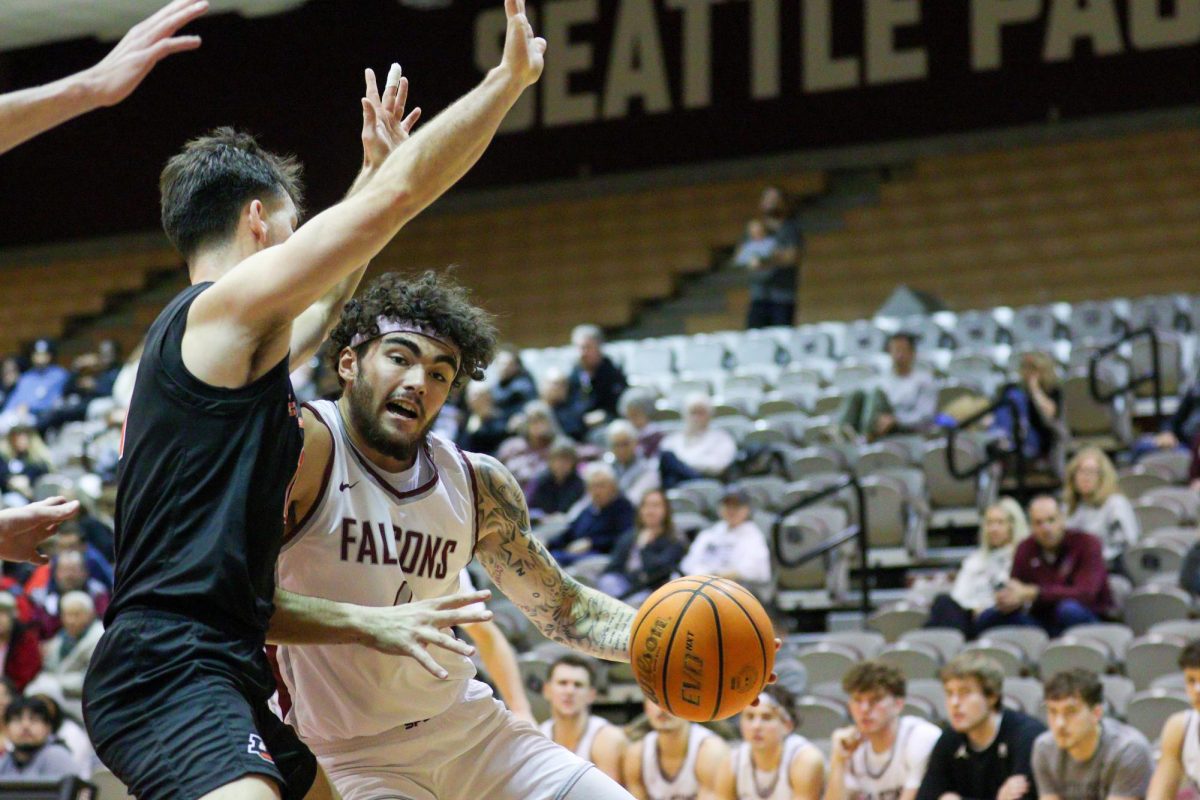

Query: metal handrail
[[1088, 326, 1163, 423], [944, 382, 1025, 495], [771, 475, 871, 619]]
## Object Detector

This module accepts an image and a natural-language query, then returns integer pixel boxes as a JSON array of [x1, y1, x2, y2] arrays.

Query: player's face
[[1044, 696, 1101, 751], [643, 700, 687, 733], [1184, 668, 1200, 710], [739, 702, 791, 750], [343, 333, 459, 463], [943, 677, 992, 734], [543, 665, 595, 716], [848, 689, 903, 736]]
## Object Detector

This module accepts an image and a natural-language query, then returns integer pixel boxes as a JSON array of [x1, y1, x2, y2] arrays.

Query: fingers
[[361, 98, 378, 135], [404, 642, 449, 680], [400, 107, 421, 134], [391, 78, 408, 120], [505, 0, 520, 19], [150, 0, 209, 41], [773, 638, 782, 651], [767, 671, 777, 685], [427, 629, 475, 658], [26, 551, 49, 567], [39, 500, 80, 521], [432, 605, 493, 627], [149, 35, 203, 62], [383, 63, 403, 109], [436, 589, 492, 609], [364, 68, 381, 106]]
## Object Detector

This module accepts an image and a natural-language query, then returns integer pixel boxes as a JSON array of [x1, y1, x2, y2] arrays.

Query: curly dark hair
[[328, 270, 498, 387]]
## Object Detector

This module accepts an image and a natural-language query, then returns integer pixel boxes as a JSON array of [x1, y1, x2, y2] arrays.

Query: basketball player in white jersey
[[272, 270, 642, 800], [716, 685, 825, 800], [539, 653, 628, 781], [824, 661, 940, 800], [1148, 640, 1200, 800], [624, 699, 730, 800]]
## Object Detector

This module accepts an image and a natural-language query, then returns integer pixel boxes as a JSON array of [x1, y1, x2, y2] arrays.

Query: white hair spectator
[[582, 461, 617, 485], [606, 420, 638, 444], [618, 387, 657, 420], [571, 324, 603, 347], [59, 591, 94, 617], [684, 393, 712, 413]]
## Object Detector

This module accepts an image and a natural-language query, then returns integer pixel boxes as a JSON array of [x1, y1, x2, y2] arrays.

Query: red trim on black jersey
[[282, 402, 336, 546]]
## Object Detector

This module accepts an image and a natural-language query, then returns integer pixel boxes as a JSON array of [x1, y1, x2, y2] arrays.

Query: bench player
[[623, 699, 730, 800], [539, 653, 628, 781]]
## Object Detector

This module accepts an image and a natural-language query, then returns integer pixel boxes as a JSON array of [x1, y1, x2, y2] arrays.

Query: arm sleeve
[[903, 722, 943, 790], [1109, 738, 1154, 799], [1034, 537, 1108, 607], [913, 732, 954, 800], [1031, 736, 1057, 799]]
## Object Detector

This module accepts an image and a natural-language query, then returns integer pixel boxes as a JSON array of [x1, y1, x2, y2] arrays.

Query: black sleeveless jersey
[[106, 283, 304, 638]]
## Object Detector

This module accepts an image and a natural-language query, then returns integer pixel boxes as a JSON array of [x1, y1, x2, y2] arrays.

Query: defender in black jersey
[[82, 22, 548, 798]]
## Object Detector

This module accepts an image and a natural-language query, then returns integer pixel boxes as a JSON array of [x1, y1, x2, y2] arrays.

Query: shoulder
[[1110, 720, 1153, 754], [1008, 709, 1048, 737], [699, 733, 731, 763], [301, 404, 335, 454], [596, 721, 629, 748], [907, 717, 943, 748], [1160, 710, 1190, 756], [1033, 730, 1057, 757]]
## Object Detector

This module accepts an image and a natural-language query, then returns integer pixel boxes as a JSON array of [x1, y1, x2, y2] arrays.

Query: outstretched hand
[[0, 497, 81, 565], [83, 0, 208, 108], [361, 63, 422, 171], [361, 589, 494, 679], [500, 0, 546, 89]]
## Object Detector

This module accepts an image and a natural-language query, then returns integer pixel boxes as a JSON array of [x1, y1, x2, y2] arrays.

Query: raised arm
[[0, 0, 206, 156], [0, 497, 80, 564], [190, 0, 545, 355], [288, 63, 422, 370], [471, 453, 636, 662]]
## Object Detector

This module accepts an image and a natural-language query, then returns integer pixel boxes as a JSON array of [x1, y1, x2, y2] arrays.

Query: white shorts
[[313, 682, 630, 800]]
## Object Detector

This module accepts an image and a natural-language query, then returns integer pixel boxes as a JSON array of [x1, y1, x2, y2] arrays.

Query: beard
[[345, 372, 436, 465]]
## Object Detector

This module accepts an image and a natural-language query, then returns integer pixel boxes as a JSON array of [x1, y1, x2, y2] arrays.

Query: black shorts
[[83, 610, 317, 800]]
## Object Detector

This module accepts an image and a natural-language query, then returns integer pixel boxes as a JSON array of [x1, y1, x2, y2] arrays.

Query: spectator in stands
[[0, 696, 78, 779], [0, 592, 41, 691], [605, 420, 660, 506], [566, 325, 628, 432], [456, 382, 508, 455], [1064, 447, 1139, 562], [542, 368, 587, 441], [1133, 376, 1200, 465], [916, 653, 1046, 800], [27, 689, 95, 778], [23, 523, 114, 599], [547, 462, 635, 566], [681, 489, 771, 591], [741, 186, 802, 329], [1147, 640, 1200, 800], [840, 333, 938, 440], [825, 661, 941, 800], [990, 352, 1062, 461], [976, 496, 1112, 638], [0, 356, 21, 411], [1033, 669, 1152, 800], [38, 341, 124, 433], [661, 394, 738, 478], [1, 339, 70, 423], [491, 346, 538, 426], [618, 387, 665, 456], [598, 489, 685, 603], [924, 498, 1030, 638], [26, 591, 102, 721], [715, 683, 825, 800], [29, 550, 110, 639], [538, 654, 628, 782], [0, 424, 53, 499], [497, 400, 561, 488], [528, 438, 586, 518]]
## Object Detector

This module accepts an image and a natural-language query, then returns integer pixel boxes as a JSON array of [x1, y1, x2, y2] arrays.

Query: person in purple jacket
[[975, 495, 1113, 637]]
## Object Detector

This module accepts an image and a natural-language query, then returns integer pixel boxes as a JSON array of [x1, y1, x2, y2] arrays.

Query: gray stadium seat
[[878, 642, 942, 680], [901, 628, 965, 663], [952, 310, 1003, 350], [1068, 300, 1124, 342], [963, 640, 1025, 678], [1126, 636, 1186, 690], [1149, 620, 1200, 641], [807, 681, 849, 703], [774, 655, 809, 696], [820, 631, 887, 659], [785, 447, 845, 481], [1151, 674, 1187, 692], [867, 603, 930, 643], [795, 695, 850, 740], [982, 626, 1050, 663], [1143, 487, 1200, 524], [1132, 500, 1182, 538], [1100, 674, 1136, 719], [902, 696, 939, 723], [1067, 623, 1135, 663], [735, 475, 789, 512], [1062, 368, 1132, 452], [1003, 677, 1045, 718], [1010, 305, 1062, 347], [906, 678, 949, 721], [854, 444, 911, 477], [1124, 586, 1192, 636], [1122, 540, 1186, 587], [1125, 690, 1189, 741], [1139, 449, 1192, 486], [672, 478, 726, 514], [921, 438, 990, 528], [1118, 468, 1171, 502], [1038, 638, 1111, 679]]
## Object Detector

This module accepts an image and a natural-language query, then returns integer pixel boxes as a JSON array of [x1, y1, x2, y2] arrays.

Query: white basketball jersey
[[538, 714, 610, 761], [733, 733, 815, 800], [275, 400, 479, 747], [643, 725, 715, 800], [1182, 711, 1200, 788], [844, 716, 940, 800]]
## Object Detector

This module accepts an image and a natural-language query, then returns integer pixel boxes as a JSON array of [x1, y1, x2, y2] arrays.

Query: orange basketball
[[630, 575, 775, 722]]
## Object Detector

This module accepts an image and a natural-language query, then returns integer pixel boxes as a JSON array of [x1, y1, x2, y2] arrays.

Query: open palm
[[86, 0, 208, 107]]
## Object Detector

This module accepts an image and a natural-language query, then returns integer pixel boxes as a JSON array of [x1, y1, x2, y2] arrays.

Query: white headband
[[350, 316, 460, 357], [755, 692, 794, 725]]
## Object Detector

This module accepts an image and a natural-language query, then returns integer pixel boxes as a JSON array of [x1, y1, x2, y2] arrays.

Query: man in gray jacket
[[0, 695, 78, 779]]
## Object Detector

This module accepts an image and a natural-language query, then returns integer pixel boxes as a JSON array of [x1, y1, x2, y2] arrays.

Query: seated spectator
[[990, 351, 1062, 461], [661, 394, 738, 478], [0, 593, 41, 691], [566, 325, 628, 432], [528, 439, 586, 518], [681, 489, 771, 590], [0, 424, 53, 499], [26, 689, 95, 778], [23, 524, 114, 598], [715, 683, 825, 800], [976, 496, 1112, 638], [542, 368, 586, 441], [924, 498, 1030, 638], [37, 341, 123, 433], [1133, 375, 1200, 464], [26, 591, 103, 722], [618, 387, 665, 456], [825, 661, 941, 800], [29, 551, 111, 639], [598, 490, 686, 604], [0, 696, 78, 780], [605, 420, 660, 506], [1064, 447, 1139, 561], [0, 356, 21, 411], [491, 346, 538, 426], [839, 333, 938, 440], [456, 382, 508, 456], [1148, 640, 1200, 800], [916, 654, 1046, 800], [1, 339, 69, 424], [547, 462, 635, 566], [1034, 669, 1152, 800], [741, 186, 801, 329], [497, 401, 561, 487]]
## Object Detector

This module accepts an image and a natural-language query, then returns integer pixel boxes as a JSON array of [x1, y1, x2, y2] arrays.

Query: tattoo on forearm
[[473, 455, 634, 662]]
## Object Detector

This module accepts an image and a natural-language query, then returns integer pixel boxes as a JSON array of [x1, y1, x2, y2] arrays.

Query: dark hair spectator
[[541, 368, 586, 442], [28, 550, 110, 639], [1, 339, 70, 424], [456, 382, 508, 456], [496, 401, 561, 487], [565, 325, 628, 434], [838, 332, 937, 440], [597, 490, 684, 604], [841, 659, 907, 699], [604, 420, 660, 506], [0, 425, 53, 499], [491, 346, 538, 425], [527, 438, 586, 518], [618, 387, 665, 456], [0, 695, 78, 780], [741, 187, 801, 329]]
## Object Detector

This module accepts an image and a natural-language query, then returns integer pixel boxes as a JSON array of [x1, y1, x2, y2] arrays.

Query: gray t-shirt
[[1032, 719, 1153, 800], [0, 740, 79, 779]]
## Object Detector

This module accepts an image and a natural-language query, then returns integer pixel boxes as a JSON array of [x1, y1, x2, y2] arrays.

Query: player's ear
[[338, 346, 359, 384], [245, 199, 269, 245]]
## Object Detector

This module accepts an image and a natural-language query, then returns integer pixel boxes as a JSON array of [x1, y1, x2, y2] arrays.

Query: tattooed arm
[[471, 453, 636, 662]]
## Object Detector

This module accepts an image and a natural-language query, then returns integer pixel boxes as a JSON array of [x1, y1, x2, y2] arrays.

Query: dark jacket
[[528, 469, 586, 516], [603, 530, 686, 596], [916, 709, 1046, 800], [1010, 530, 1113, 615], [493, 370, 538, 424], [549, 496, 636, 557], [567, 357, 628, 424]]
